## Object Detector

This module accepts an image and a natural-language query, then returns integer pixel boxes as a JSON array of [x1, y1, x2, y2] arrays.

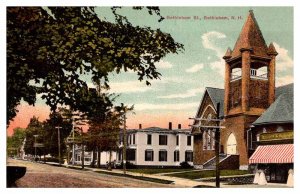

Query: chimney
[[169, 122, 172, 130], [178, 124, 181, 129], [139, 124, 142, 129]]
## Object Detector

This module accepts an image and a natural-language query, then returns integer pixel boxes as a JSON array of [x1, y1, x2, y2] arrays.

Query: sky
[[7, 7, 294, 136]]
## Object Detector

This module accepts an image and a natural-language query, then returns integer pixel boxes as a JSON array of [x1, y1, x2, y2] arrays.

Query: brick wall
[[221, 115, 259, 166], [249, 79, 269, 109], [193, 134, 215, 165], [220, 155, 239, 170]]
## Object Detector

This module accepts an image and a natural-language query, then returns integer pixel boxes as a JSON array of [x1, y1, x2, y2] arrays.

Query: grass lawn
[[127, 168, 194, 174], [166, 170, 250, 180], [96, 171, 173, 184]]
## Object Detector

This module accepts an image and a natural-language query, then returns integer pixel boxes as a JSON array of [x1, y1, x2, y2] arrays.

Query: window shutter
[[151, 151, 153, 161]]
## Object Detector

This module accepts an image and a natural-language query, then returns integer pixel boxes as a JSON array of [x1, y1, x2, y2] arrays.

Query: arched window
[[277, 126, 284, 132], [203, 129, 215, 151]]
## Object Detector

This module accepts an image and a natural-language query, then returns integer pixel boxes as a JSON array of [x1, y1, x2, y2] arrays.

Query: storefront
[[249, 143, 293, 183]]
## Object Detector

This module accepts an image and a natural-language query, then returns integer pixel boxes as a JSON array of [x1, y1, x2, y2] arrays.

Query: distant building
[[192, 10, 293, 183], [118, 123, 193, 167], [71, 144, 117, 166]]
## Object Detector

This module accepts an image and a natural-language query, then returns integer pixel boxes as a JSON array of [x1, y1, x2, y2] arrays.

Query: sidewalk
[[38, 161, 292, 188], [41, 161, 213, 187]]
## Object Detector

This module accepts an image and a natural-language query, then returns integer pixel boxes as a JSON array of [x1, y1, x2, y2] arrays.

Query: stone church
[[192, 10, 293, 173]]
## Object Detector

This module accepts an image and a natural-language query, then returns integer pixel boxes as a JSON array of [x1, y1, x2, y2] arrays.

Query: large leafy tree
[[7, 127, 26, 156], [7, 7, 183, 125], [42, 108, 73, 158], [24, 116, 44, 156]]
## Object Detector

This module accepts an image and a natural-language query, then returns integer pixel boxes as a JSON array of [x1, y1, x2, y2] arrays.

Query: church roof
[[195, 84, 293, 125], [231, 10, 269, 58], [206, 87, 224, 117], [267, 42, 278, 56], [253, 83, 294, 125]]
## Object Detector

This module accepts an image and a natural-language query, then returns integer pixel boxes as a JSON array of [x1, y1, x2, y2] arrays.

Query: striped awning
[[249, 144, 294, 164]]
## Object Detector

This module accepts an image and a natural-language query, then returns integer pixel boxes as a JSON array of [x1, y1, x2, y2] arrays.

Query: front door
[[227, 133, 237, 155]]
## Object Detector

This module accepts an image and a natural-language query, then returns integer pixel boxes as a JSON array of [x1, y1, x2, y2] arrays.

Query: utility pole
[[55, 126, 62, 165], [81, 143, 84, 169], [215, 102, 221, 188], [188, 102, 223, 188], [122, 112, 127, 174], [72, 118, 75, 166], [81, 127, 84, 170]]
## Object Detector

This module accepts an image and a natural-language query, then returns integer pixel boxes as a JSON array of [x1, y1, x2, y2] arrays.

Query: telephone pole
[[55, 126, 62, 166], [122, 112, 127, 174], [72, 119, 75, 166], [189, 102, 222, 188], [215, 103, 221, 188]]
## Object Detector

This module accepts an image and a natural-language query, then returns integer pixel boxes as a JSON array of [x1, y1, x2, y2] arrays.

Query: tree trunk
[[81, 143, 84, 169], [97, 146, 101, 168], [108, 149, 112, 171], [90, 149, 95, 168]]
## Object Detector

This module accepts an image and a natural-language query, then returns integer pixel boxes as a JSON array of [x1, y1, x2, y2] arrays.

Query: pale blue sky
[[10, 7, 294, 131], [92, 7, 293, 128]]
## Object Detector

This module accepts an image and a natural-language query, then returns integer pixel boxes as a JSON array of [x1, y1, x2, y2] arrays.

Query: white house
[[118, 123, 193, 167], [71, 144, 117, 166]]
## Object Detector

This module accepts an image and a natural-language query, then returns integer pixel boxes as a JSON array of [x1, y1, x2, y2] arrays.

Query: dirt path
[[7, 159, 176, 188]]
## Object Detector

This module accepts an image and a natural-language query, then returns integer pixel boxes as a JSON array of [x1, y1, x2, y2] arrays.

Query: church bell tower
[[223, 10, 278, 117], [221, 10, 278, 169]]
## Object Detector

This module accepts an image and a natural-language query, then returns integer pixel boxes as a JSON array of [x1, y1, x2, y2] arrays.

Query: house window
[[203, 131, 207, 150], [176, 135, 179, 146], [159, 150, 167, 161], [263, 128, 267, 133], [187, 136, 191, 146], [132, 134, 136, 144], [126, 149, 136, 161], [185, 151, 193, 162], [203, 129, 215, 150], [211, 130, 215, 149], [159, 135, 168, 145], [174, 150, 180, 162], [147, 134, 152, 145], [277, 126, 284, 132], [207, 130, 211, 150], [128, 135, 131, 145], [145, 150, 154, 161]]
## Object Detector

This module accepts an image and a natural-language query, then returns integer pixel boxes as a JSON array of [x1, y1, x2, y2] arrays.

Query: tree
[[42, 108, 72, 159], [24, 116, 44, 157], [7, 127, 26, 157], [7, 7, 184, 125]]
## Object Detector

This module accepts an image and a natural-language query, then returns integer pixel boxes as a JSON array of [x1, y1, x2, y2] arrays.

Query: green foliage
[[42, 108, 72, 157], [24, 116, 44, 156], [167, 170, 250, 180], [7, 7, 184, 125], [179, 161, 193, 168], [7, 127, 26, 156]]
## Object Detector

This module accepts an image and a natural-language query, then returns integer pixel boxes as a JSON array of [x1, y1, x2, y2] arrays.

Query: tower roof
[[231, 10, 269, 58], [267, 42, 278, 56], [223, 47, 232, 59]]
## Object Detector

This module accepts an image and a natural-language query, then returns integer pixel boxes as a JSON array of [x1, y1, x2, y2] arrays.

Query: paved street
[[7, 159, 177, 188]]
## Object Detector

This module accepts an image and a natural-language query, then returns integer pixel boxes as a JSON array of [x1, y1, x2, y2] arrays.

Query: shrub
[[180, 161, 193, 168], [116, 161, 136, 169]]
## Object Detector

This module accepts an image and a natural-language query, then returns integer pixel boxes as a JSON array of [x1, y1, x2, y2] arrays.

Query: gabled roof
[[194, 83, 293, 126], [231, 10, 269, 58], [206, 87, 224, 117], [253, 83, 293, 125]]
